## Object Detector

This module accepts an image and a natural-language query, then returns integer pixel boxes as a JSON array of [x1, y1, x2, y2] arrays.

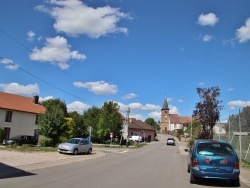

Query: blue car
[[187, 139, 240, 186]]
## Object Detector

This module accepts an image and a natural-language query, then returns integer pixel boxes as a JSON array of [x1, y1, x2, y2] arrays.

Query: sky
[[1, 0, 250, 123]]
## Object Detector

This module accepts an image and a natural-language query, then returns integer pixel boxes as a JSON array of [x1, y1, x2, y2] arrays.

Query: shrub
[[38, 137, 53, 147]]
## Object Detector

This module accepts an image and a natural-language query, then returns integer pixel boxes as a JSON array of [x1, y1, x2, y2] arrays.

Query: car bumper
[[191, 167, 240, 180], [58, 148, 74, 154]]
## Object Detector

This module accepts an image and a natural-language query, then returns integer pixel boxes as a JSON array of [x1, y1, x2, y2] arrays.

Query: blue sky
[[1, 0, 250, 123]]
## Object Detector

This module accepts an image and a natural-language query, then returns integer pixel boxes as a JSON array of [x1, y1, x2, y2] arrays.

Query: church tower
[[160, 98, 170, 132]]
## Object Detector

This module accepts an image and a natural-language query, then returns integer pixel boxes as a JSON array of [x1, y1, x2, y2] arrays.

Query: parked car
[[129, 135, 142, 142], [2, 135, 37, 146], [187, 139, 240, 186], [166, 138, 175, 145], [58, 138, 92, 155]]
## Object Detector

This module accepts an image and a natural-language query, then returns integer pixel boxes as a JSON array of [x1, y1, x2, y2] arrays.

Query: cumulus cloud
[[67, 101, 91, 114], [35, 0, 131, 38], [198, 82, 205, 86], [202, 35, 213, 42], [228, 88, 235, 92], [39, 96, 54, 102], [29, 36, 86, 69], [122, 93, 137, 100], [0, 83, 39, 95], [198, 13, 219, 27], [27, 31, 35, 41], [148, 111, 161, 119], [74, 81, 118, 95], [236, 17, 250, 43], [0, 58, 19, 70], [227, 100, 250, 109]]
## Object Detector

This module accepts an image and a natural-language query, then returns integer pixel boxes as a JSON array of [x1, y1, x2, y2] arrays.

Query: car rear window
[[197, 143, 235, 156]]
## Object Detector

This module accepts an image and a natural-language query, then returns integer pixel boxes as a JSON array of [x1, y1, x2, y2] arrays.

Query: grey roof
[[161, 98, 169, 110]]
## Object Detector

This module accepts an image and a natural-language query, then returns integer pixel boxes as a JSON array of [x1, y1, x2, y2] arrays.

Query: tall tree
[[37, 99, 67, 146], [82, 107, 102, 143], [193, 86, 223, 139], [68, 111, 88, 138], [98, 101, 123, 143], [145, 118, 158, 129]]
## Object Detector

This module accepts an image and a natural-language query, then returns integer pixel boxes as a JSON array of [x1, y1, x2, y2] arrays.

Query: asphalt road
[[0, 134, 249, 188]]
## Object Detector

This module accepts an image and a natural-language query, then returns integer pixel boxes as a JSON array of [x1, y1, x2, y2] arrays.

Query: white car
[[58, 138, 92, 155], [166, 138, 175, 145]]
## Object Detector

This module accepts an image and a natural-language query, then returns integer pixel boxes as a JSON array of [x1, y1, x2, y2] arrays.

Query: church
[[160, 98, 192, 133]]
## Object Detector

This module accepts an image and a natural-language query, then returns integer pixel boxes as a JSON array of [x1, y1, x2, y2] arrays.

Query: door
[[3, 127, 11, 139]]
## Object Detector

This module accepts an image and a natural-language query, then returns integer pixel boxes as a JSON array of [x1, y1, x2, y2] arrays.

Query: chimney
[[33, 95, 39, 104]]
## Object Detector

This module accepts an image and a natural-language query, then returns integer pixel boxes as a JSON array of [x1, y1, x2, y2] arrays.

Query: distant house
[[120, 114, 155, 141], [160, 98, 192, 132], [213, 123, 226, 134], [0, 92, 46, 140]]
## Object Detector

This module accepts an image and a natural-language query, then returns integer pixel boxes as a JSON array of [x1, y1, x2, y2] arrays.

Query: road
[[0, 134, 249, 188]]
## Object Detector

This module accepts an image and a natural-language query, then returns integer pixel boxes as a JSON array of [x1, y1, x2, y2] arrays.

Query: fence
[[213, 133, 250, 164]]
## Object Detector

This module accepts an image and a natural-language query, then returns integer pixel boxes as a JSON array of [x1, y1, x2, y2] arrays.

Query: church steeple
[[161, 98, 169, 110]]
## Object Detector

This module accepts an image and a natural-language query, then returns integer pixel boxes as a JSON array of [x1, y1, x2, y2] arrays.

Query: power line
[[0, 28, 92, 104]]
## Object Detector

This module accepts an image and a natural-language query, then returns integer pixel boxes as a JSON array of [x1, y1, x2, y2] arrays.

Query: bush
[[38, 137, 53, 147]]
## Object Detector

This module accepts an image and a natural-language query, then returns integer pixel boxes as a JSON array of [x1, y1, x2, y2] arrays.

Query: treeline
[[38, 99, 123, 146], [225, 106, 250, 133]]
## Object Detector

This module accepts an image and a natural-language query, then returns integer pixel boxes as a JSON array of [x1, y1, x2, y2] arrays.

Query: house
[[0, 92, 46, 140], [120, 113, 155, 141], [160, 98, 192, 132], [213, 123, 227, 134], [128, 118, 155, 141]]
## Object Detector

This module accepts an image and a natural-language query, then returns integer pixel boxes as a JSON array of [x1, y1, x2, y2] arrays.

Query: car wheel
[[187, 164, 190, 173], [73, 149, 78, 155], [87, 148, 92, 154], [231, 178, 239, 186], [190, 171, 196, 184]]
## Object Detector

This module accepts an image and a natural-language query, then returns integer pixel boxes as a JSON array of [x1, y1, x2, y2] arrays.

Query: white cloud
[[236, 17, 250, 43], [122, 93, 137, 99], [227, 100, 250, 109], [178, 99, 183, 103], [29, 36, 86, 69], [130, 114, 145, 121], [39, 96, 54, 102], [142, 104, 161, 111], [74, 81, 118, 95], [169, 105, 179, 114], [0, 58, 19, 70], [198, 82, 204, 86], [148, 111, 161, 120], [202, 35, 213, 42], [27, 31, 35, 42], [0, 83, 39, 95], [228, 88, 235, 92], [36, 0, 131, 38], [67, 101, 91, 114], [198, 13, 219, 27]]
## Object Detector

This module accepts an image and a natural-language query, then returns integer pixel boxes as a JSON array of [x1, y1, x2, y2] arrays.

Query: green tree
[[37, 99, 67, 146], [82, 107, 102, 143], [68, 111, 88, 138], [97, 101, 123, 143], [145, 118, 157, 129], [193, 86, 223, 139]]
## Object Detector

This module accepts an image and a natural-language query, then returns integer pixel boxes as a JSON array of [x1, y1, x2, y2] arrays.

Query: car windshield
[[197, 143, 235, 156], [9, 136, 21, 140], [65, 138, 81, 144], [168, 138, 174, 140]]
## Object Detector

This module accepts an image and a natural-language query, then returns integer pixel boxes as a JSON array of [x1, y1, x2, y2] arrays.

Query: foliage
[[60, 117, 77, 142], [38, 137, 53, 147], [37, 99, 67, 146], [68, 111, 88, 137], [225, 106, 250, 133], [97, 101, 123, 143], [82, 107, 102, 143], [185, 120, 202, 140], [145, 118, 157, 129], [193, 86, 223, 139], [0, 128, 3, 143]]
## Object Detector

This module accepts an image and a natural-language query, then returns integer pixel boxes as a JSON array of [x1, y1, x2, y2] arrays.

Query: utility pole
[[126, 107, 130, 147]]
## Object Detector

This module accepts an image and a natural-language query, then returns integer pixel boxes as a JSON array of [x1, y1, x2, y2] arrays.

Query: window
[[5, 111, 13, 122]]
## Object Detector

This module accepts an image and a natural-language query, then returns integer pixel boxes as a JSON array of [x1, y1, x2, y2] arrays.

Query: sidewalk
[[179, 145, 250, 187], [0, 151, 105, 179]]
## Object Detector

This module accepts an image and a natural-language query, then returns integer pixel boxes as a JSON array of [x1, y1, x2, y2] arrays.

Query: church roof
[[161, 98, 169, 110]]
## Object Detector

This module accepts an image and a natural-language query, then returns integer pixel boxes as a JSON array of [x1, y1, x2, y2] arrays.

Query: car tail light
[[192, 158, 199, 166], [234, 161, 239, 168]]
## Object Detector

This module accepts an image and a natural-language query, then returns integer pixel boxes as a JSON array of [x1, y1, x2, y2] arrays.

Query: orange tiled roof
[[0, 92, 46, 114]]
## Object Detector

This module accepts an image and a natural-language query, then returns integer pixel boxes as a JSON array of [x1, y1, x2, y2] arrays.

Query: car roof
[[194, 139, 229, 144]]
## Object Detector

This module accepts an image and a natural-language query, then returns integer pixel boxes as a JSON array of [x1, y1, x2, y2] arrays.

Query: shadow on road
[[194, 178, 240, 187], [0, 162, 36, 179]]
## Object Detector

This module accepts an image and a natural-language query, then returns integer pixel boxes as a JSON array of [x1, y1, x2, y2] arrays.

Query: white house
[[0, 92, 46, 140]]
